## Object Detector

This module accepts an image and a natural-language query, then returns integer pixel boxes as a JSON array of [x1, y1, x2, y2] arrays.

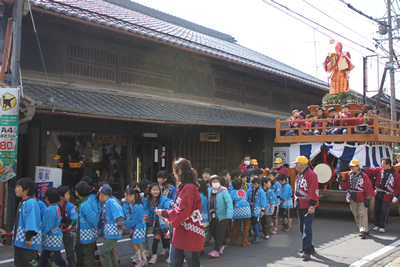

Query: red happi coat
[[341, 171, 374, 203], [272, 166, 288, 178], [364, 167, 400, 202], [339, 112, 354, 126], [294, 168, 319, 209], [167, 183, 205, 252], [289, 116, 305, 128]]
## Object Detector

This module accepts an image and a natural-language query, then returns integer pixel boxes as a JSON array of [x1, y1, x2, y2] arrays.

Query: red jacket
[[288, 116, 305, 128], [364, 167, 400, 202], [355, 113, 373, 126], [272, 166, 288, 177], [238, 163, 258, 174], [339, 112, 354, 126], [341, 171, 374, 202], [294, 168, 319, 209], [167, 183, 205, 252]]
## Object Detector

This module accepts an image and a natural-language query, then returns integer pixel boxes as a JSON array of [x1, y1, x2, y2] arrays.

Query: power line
[[304, 0, 377, 47], [265, 0, 378, 53], [339, 0, 389, 26]]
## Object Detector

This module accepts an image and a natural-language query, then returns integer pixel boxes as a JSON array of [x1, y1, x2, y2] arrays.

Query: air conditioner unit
[[200, 132, 220, 142]]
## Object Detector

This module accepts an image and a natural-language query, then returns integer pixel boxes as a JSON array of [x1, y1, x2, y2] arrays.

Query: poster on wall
[[0, 87, 19, 182], [35, 166, 62, 201], [272, 147, 290, 166]]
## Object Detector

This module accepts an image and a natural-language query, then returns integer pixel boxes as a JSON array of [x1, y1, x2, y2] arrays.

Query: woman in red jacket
[[157, 158, 205, 267]]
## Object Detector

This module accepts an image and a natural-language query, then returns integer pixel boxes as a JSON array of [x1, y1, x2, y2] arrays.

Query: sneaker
[[241, 242, 251, 247], [149, 254, 157, 264], [360, 232, 368, 239], [142, 259, 148, 265], [166, 257, 169, 263], [131, 255, 137, 263], [302, 253, 311, 261], [272, 228, 278, 235], [372, 226, 379, 231], [265, 235, 271, 239], [252, 237, 260, 244], [134, 261, 143, 267], [208, 250, 219, 258], [160, 248, 169, 256], [283, 227, 293, 232], [218, 245, 225, 254], [379, 228, 385, 233]]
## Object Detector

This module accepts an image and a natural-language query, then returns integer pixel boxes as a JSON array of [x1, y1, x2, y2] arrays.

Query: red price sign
[[0, 141, 15, 151]]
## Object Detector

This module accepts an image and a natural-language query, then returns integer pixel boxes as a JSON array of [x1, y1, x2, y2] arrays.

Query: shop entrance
[[133, 141, 169, 183]]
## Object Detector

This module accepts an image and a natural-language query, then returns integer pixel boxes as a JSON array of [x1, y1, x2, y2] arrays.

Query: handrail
[[275, 115, 399, 144]]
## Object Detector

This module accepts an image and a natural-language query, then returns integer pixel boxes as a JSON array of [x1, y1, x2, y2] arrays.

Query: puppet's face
[[335, 42, 343, 53]]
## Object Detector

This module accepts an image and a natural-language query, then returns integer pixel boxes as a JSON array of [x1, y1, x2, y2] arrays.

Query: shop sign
[[35, 166, 62, 201], [0, 88, 19, 182]]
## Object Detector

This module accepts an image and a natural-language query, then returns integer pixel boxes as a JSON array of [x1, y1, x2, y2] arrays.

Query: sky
[[131, 0, 400, 100]]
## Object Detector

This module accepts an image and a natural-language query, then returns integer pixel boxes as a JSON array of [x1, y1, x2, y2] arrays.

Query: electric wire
[[267, 0, 377, 54], [304, 0, 378, 49], [27, 0, 55, 112]]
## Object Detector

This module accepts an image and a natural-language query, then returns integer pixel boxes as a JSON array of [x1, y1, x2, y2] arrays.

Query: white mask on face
[[212, 183, 220, 190], [244, 161, 251, 166]]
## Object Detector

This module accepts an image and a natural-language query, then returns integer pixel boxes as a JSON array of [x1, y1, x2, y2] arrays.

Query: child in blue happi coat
[[40, 187, 67, 267], [230, 178, 251, 246], [74, 181, 100, 267], [246, 177, 267, 244], [98, 185, 124, 267], [143, 183, 174, 264], [197, 178, 210, 250], [261, 177, 278, 239], [157, 170, 176, 200], [36, 197, 47, 219], [13, 178, 42, 266], [57, 186, 78, 267], [125, 187, 148, 267], [269, 170, 281, 234], [277, 174, 294, 232], [139, 179, 152, 257]]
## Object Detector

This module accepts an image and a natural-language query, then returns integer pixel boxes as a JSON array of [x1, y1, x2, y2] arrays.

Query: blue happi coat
[[37, 199, 47, 219], [280, 182, 293, 209], [246, 187, 267, 218], [78, 197, 99, 244], [230, 189, 251, 219], [273, 181, 282, 198], [63, 201, 78, 223], [122, 201, 131, 218], [143, 195, 173, 230], [42, 204, 63, 251], [13, 198, 42, 250], [200, 192, 209, 224], [265, 188, 278, 215], [124, 204, 146, 244], [103, 197, 124, 239]]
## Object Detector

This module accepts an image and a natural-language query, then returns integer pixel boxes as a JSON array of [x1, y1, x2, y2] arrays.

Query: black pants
[[40, 250, 67, 267], [210, 218, 228, 251], [14, 246, 38, 267], [75, 240, 96, 267], [374, 197, 390, 228]]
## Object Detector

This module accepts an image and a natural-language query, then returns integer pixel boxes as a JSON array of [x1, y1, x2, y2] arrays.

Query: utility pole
[[387, 0, 397, 121], [5, 0, 23, 232]]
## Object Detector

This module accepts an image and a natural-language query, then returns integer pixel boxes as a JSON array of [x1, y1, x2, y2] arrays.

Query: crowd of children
[[10, 158, 294, 267]]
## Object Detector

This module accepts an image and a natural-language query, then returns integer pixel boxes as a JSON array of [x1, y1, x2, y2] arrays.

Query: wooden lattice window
[[66, 44, 116, 81], [244, 84, 268, 107], [214, 77, 242, 103], [121, 56, 174, 90]]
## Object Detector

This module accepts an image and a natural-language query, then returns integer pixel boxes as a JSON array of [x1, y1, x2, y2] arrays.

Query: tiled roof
[[31, 0, 329, 91], [23, 81, 277, 128]]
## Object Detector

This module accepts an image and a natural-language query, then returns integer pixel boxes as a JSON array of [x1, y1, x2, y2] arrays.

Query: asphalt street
[[1, 207, 400, 266]]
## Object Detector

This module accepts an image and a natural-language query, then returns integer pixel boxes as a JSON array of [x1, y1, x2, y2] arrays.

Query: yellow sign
[[1, 93, 17, 111]]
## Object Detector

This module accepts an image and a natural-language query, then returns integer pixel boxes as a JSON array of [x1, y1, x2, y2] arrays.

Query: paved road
[[1, 207, 400, 266]]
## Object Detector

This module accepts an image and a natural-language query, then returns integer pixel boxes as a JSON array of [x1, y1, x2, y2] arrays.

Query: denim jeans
[[374, 197, 390, 228], [168, 244, 201, 267], [297, 208, 315, 255]]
